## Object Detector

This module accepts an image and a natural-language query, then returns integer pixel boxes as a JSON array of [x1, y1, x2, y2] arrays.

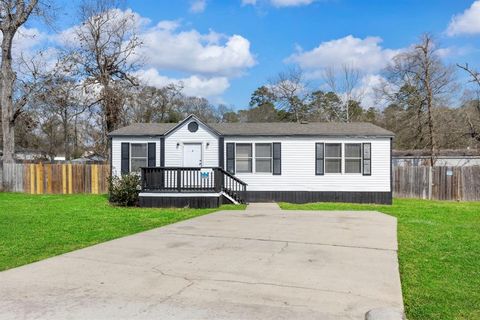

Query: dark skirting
[[139, 195, 222, 208], [244, 191, 392, 205]]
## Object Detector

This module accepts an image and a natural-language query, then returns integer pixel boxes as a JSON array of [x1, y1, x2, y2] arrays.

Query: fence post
[[428, 166, 433, 200]]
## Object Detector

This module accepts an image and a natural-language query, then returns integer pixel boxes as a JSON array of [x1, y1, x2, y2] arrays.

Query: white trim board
[[139, 192, 221, 197]]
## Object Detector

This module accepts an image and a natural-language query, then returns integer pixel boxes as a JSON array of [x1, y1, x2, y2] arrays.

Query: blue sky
[[26, 0, 480, 109]]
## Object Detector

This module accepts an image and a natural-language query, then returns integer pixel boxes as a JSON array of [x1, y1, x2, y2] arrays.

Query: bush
[[108, 173, 141, 206]]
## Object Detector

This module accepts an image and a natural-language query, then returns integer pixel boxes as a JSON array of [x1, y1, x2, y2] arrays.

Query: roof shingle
[[109, 121, 394, 137]]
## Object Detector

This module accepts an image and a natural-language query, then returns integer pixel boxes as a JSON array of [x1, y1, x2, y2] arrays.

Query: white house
[[109, 115, 394, 207]]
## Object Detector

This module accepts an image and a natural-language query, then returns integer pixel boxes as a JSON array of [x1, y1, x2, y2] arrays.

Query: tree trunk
[[423, 45, 436, 166], [1, 32, 16, 163], [63, 110, 69, 160]]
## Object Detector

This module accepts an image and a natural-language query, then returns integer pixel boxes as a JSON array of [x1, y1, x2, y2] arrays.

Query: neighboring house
[[393, 149, 480, 167], [0, 147, 46, 160], [109, 115, 394, 207], [71, 152, 107, 163]]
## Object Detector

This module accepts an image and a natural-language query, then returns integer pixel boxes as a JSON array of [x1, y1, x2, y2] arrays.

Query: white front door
[[183, 143, 202, 167]]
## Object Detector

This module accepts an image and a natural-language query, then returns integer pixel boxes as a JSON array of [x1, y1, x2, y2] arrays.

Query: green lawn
[[280, 199, 480, 320], [0, 193, 244, 271]]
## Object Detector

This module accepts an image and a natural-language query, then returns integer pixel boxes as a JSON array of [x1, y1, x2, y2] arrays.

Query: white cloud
[[286, 35, 401, 77], [446, 1, 480, 36], [4, 9, 254, 102], [156, 20, 181, 31], [138, 21, 256, 77], [190, 0, 207, 13], [136, 68, 230, 98], [57, 8, 149, 47], [242, 0, 315, 7], [0, 26, 48, 57], [352, 74, 387, 108], [271, 0, 314, 7]]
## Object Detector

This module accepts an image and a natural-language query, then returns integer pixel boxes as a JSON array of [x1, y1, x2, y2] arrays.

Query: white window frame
[[344, 143, 362, 174], [324, 143, 342, 174], [130, 143, 148, 173], [235, 143, 253, 173], [255, 143, 273, 174]]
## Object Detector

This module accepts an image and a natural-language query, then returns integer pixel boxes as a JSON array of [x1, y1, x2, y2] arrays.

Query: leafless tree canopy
[[458, 63, 480, 144], [0, 1, 479, 164], [69, 0, 142, 154], [322, 65, 363, 122], [378, 34, 456, 165], [269, 66, 309, 123]]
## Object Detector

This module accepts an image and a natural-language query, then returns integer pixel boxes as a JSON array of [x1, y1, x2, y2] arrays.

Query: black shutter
[[363, 143, 371, 176], [226, 143, 235, 174], [160, 137, 165, 167], [273, 143, 281, 175], [219, 137, 225, 169], [148, 143, 156, 167], [121, 143, 130, 174], [315, 143, 324, 175]]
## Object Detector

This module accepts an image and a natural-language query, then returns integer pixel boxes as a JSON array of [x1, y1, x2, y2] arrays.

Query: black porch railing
[[141, 167, 247, 203]]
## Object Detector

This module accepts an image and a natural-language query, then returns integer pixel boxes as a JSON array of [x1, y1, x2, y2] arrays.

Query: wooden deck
[[140, 167, 247, 208]]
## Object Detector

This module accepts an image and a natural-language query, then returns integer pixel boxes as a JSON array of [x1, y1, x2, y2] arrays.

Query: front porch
[[139, 167, 248, 208]]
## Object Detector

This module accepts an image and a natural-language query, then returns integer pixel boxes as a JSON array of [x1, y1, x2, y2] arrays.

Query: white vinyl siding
[[111, 137, 160, 177], [224, 137, 391, 192], [164, 118, 219, 167]]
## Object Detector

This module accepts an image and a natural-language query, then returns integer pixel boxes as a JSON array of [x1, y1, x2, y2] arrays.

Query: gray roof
[[109, 121, 394, 137], [109, 123, 176, 136]]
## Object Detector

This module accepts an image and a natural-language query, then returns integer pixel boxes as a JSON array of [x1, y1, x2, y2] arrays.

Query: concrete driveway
[[0, 203, 403, 320]]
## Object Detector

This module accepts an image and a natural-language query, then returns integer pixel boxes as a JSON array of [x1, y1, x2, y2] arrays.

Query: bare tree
[[269, 67, 309, 123], [457, 63, 480, 144], [124, 84, 183, 123], [379, 34, 455, 165], [0, 0, 42, 162], [35, 57, 92, 159], [69, 0, 142, 155], [322, 64, 363, 122]]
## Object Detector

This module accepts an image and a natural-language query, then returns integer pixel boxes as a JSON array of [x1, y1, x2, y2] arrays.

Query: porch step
[[221, 192, 240, 205]]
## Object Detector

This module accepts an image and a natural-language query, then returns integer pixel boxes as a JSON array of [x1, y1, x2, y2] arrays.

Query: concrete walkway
[[0, 203, 403, 320]]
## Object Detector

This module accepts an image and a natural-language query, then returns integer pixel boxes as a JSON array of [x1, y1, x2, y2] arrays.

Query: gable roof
[[163, 114, 221, 137], [109, 119, 394, 137]]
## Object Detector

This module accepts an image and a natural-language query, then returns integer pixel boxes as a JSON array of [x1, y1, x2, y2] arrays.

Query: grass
[[0, 193, 245, 271], [280, 199, 480, 320]]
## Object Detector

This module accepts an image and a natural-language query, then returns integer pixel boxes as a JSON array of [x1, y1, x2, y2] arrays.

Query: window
[[255, 143, 272, 173], [325, 143, 342, 173], [236, 144, 252, 173], [345, 144, 362, 173], [188, 121, 198, 132], [130, 143, 148, 172]]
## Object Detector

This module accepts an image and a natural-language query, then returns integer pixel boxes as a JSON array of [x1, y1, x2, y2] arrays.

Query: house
[[0, 147, 46, 160], [108, 115, 394, 208], [393, 149, 480, 167], [71, 151, 107, 163]]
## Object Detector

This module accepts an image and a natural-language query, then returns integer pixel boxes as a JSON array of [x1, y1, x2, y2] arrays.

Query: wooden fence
[[0, 162, 110, 194], [393, 166, 480, 201]]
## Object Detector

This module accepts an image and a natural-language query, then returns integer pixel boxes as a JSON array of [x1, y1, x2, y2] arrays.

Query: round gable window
[[188, 121, 199, 133]]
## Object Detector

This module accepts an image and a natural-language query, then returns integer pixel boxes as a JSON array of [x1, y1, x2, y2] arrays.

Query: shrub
[[108, 173, 141, 206]]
